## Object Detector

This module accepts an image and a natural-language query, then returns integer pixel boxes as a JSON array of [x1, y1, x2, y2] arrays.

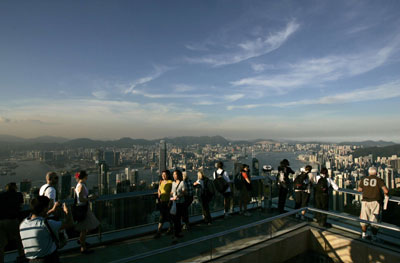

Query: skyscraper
[[98, 161, 109, 195], [59, 172, 72, 200], [159, 140, 167, 173]]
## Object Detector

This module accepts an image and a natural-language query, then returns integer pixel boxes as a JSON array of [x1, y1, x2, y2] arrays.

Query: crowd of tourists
[[0, 159, 391, 262]]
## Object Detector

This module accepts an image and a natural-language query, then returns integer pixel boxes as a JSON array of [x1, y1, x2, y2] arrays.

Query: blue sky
[[1, 0, 400, 142]]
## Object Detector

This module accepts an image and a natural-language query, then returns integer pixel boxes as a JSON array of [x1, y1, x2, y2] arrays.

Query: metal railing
[[109, 207, 400, 263]]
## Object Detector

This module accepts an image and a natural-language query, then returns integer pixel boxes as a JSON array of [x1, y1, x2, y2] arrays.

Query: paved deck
[[60, 208, 282, 263]]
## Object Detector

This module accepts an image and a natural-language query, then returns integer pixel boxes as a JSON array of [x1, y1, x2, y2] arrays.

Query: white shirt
[[39, 184, 56, 202], [19, 217, 61, 259], [315, 175, 339, 191], [213, 169, 231, 193]]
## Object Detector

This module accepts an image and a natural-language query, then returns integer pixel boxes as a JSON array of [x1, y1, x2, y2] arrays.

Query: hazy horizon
[[1, 1, 400, 141]]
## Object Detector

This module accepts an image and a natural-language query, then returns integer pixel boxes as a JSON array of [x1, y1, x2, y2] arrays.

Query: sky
[[0, 0, 400, 142]]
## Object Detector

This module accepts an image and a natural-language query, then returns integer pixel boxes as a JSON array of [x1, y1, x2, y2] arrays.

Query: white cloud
[[92, 90, 108, 99], [0, 116, 11, 123], [227, 80, 400, 109], [123, 65, 172, 94], [224, 94, 245, 102], [186, 20, 300, 67], [173, 84, 195, 93], [232, 41, 399, 94]]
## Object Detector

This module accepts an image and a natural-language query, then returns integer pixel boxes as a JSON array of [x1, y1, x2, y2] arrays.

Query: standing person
[[19, 196, 73, 263], [39, 172, 60, 218], [294, 165, 312, 220], [170, 169, 186, 244], [314, 168, 338, 227], [213, 161, 232, 217], [193, 171, 214, 225], [357, 167, 389, 240], [277, 159, 295, 214], [74, 171, 99, 254], [182, 172, 194, 231], [0, 183, 25, 263], [154, 170, 173, 238], [239, 164, 252, 216]]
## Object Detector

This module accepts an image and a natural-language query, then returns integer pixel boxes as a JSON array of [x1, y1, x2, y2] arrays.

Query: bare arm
[[382, 186, 389, 195]]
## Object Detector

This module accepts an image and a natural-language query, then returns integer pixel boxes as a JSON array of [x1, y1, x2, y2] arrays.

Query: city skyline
[[1, 1, 400, 141]]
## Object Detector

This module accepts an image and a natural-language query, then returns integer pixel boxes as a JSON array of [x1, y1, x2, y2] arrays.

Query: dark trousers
[[201, 195, 212, 224], [315, 192, 329, 226], [182, 196, 193, 225], [295, 191, 310, 209], [278, 186, 288, 214], [172, 203, 184, 237]]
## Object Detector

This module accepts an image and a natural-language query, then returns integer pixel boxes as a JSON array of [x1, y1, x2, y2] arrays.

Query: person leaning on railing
[[314, 168, 338, 227], [154, 170, 173, 239]]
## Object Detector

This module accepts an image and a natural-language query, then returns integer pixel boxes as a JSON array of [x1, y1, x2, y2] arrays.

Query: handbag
[[170, 200, 177, 215]]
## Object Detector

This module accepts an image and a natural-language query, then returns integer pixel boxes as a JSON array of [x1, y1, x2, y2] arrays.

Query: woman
[[74, 171, 99, 254], [170, 169, 186, 244], [154, 170, 173, 238], [239, 164, 252, 216], [277, 159, 295, 214], [193, 171, 212, 225]]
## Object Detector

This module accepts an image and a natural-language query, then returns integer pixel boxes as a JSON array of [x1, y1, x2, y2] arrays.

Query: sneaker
[[182, 224, 190, 231], [166, 228, 173, 235]]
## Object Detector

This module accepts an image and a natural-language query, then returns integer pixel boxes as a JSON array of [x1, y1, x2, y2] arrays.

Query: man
[[39, 172, 60, 217], [0, 183, 25, 263], [357, 167, 389, 240], [294, 165, 312, 220], [277, 159, 295, 214], [182, 171, 194, 230], [314, 168, 338, 227], [19, 196, 72, 263], [213, 161, 232, 217]]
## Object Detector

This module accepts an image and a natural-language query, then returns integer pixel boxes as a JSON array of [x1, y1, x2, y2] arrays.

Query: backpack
[[234, 172, 243, 190], [294, 172, 308, 191], [213, 170, 229, 194], [316, 176, 329, 194], [204, 179, 215, 200]]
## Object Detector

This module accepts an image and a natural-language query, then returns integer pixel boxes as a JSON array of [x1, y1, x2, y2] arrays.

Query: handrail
[[109, 208, 308, 263], [336, 188, 400, 204], [110, 207, 400, 263], [306, 207, 400, 232]]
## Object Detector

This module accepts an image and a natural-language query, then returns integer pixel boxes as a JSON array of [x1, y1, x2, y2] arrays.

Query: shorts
[[360, 201, 381, 227]]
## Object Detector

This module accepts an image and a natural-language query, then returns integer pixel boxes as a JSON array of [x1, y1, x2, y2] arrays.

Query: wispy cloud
[[123, 65, 172, 94], [227, 80, 400, 110], [0, 116, 11, 123], [92, 90, 108, 99], [186, 20, 300, 67], [232, 41, 399, 94]]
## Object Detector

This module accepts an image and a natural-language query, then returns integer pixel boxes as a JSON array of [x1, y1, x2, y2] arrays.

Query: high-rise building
[[114, 152, 121, 166], [59, 172, 72, 200], [98, 161, 109, 195], [252, 158, 259, 176], [104, 151, 115, 167], [159, 140, 167, 172]]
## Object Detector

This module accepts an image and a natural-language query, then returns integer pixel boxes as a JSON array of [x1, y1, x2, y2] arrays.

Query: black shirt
[[0, 191, 23, 220]]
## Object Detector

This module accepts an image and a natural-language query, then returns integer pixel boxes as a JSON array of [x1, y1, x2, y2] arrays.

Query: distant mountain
[[27, 136, 70, 144], [164, 136, 229, 146], [0, 134, 26, 142], [353, 144, 400, 158], [0, 135, 69, 144], [338, 140, 396, 147]]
